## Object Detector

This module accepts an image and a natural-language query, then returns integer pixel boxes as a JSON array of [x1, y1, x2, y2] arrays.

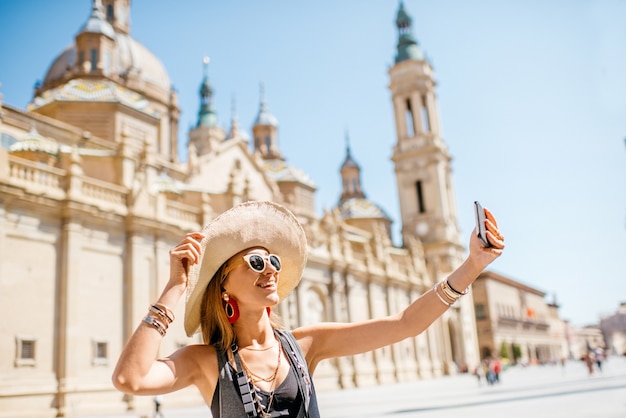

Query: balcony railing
[[2, 154, 201, 227]]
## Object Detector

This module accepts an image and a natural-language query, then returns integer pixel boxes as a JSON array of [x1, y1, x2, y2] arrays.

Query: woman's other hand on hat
[[169, 232, 204, 288]]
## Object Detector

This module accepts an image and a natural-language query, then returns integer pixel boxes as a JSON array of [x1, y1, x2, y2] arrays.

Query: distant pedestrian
[[473, 364, 484, 385], [493, 358, 502, 383], [485, 358, 496, 385], [153, 395, 164, 418], [594, 348, 604, 372], [583, 352, 595, 376]]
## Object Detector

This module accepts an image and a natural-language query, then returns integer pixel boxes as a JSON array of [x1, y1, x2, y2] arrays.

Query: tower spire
[[252, 82, 281, 159], [79, 0, 115, 39], [339, 130, 365, 203], [389, 1, 462, 258], [101, 0, 131, 35], [228, 94, 240, 139], [196, 56, 218, 127], [394, 1, 424, 63]]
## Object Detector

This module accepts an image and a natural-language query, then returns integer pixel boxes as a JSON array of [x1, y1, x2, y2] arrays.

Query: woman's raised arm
[[111, 232, 208, 395], [296, 207, 505, 372]]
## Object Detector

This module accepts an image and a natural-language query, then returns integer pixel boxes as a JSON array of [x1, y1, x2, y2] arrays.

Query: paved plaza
[[83, 356, 626, 418]]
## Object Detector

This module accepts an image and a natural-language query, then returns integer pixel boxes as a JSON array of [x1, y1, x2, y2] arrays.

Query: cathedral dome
[[41, 1, 171, 95], [42, 34, 171, 93]]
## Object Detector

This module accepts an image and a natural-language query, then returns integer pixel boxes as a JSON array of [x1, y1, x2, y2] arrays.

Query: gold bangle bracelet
[[153, 302, 175, 323], [433, 283, 452, 307], [440, 280, 462, 302], [150, 305, 173, 325]]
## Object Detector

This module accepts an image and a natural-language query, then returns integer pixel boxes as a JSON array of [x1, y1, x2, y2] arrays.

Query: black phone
[[474, 201, 492, 248]]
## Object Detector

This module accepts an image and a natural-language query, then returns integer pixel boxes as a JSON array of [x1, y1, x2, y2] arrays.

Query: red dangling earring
[[266, 307, 271, 317], [222, 293, 240, 324]]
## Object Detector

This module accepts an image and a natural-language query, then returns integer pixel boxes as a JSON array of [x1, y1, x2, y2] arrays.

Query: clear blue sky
[[1, 0, 625, 327]]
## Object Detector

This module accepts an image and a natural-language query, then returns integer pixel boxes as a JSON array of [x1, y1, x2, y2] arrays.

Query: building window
[[421, 95, 430, 133], [15, 336, 37, 367], [78, 50, 84, 69], [264, 136, 271, 153], [475, 303, 487, 320], [92, 339, 109, 366], [106, 4, 114, 21], [90, 48, 98, 71], [415, 180, 425, 213], [405, 98, 415, 137]]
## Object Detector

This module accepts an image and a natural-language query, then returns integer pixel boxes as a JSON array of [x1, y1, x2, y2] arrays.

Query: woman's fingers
[[484, 207, 499, 228], [483, 208, 504, 248], [486, 230, 505, 249], [171, 233, 205, 265]]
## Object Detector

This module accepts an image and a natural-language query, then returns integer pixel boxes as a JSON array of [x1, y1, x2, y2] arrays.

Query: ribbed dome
[[43, 33, 171, 93]]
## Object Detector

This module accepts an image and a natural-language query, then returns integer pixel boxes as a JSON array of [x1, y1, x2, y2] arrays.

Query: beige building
[[567, 325, 606, 360], [599, 302, 626, 356], [472, 271, 568, 365], [0, 1, 479, 417]]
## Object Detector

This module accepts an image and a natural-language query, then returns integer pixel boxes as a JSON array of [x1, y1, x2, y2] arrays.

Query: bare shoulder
[[171, 344, 219, 400], [176, 343, 218, 370], [291, 323, 345, 370]]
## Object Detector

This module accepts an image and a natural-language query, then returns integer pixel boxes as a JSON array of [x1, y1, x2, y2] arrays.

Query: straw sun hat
[[184, 200, 308, 337]]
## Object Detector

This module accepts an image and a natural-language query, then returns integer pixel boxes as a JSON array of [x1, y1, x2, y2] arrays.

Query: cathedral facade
[[0, 1, 479, 417]]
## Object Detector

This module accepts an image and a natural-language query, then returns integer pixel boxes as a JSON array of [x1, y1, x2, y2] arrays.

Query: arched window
[[415, 180, 425, 213], [421, 95, 430, 133], [265, 136, 271, 153], [90, 48, 98, 71], [106, 4, 114, 21], [405, 98, 415, 137]]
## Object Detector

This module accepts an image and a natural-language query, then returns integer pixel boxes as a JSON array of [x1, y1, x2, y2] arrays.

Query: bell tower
[[389, 2, 463, 273]]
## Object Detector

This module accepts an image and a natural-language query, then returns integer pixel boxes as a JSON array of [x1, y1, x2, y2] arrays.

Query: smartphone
[[474, 201, 492, 248]]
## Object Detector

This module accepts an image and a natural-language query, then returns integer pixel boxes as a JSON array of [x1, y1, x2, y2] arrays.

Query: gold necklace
[[241, 343, 278, 352], [240, 344, 282, 383], [240, 344, 282, 417]]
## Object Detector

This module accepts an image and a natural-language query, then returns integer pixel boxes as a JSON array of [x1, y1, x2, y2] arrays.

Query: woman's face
[[222, 247, 281, 310]]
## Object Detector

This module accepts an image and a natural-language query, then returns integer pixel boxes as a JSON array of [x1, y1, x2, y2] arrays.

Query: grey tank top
[[210, 330, 320, 418]]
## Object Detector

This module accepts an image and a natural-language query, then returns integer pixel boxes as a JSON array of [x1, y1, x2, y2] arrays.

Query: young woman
[[113, 200, 505, 417]]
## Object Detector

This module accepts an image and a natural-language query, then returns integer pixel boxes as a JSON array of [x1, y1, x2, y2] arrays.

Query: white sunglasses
[[242, 254, 282, 272]]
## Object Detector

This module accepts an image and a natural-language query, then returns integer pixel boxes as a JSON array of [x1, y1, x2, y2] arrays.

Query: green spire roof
[[394, 1, 424, 63], [197, 56, 218, 127]]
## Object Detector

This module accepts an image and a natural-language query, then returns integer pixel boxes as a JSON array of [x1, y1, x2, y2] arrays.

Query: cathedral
[[0, 1, 480, 416]]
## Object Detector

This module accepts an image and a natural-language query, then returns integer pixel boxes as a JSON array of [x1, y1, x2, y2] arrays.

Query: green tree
[[512, 343, 522, 362], [499, 341, 509, 359]]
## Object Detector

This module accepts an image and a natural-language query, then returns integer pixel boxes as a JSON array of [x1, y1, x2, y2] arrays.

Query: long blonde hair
[[199, 248, 283, 350]]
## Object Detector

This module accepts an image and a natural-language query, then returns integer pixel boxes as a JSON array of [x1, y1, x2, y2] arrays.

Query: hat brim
[[184, 201, 307, 336]]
